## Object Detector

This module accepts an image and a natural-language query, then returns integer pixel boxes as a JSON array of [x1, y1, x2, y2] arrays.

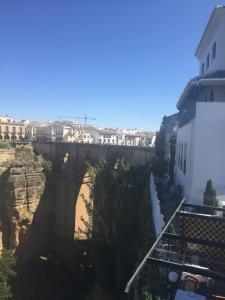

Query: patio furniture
[[174, 289, 206, 299]]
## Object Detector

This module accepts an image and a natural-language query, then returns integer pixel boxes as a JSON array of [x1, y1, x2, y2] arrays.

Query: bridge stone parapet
[[33, 142, 154, 167]]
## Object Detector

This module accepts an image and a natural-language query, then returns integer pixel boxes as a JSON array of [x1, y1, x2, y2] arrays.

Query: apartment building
[[99, 129, 119, 145], [76, 126, 99, 144], [35, 125, 56, 142], [175, 6, 225, 204], [0, 115, 25, 141]]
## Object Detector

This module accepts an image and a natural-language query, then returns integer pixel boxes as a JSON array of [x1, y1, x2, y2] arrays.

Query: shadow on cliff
[[11, 157, 96, 300], [0, 168, 12, 249], [16, 158, 88, 265]]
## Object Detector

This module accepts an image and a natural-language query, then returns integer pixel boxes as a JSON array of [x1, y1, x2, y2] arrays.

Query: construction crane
[[56, 114, 96, 125]]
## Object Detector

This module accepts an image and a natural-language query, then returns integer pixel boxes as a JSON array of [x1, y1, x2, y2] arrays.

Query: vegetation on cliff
[[42, 159, 53, 175], [0, 250, 17, 300], [78, 160, 154, 298]]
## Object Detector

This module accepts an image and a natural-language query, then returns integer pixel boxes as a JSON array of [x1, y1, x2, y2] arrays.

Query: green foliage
[[42, 159, 53, 174], [15, 146, 33, 159], [203, 179, 218, 207], [0, 143, 14, 149], [81, 160, 153, 296], [152, 118, 168, 178], [0, 250, 17, 300]]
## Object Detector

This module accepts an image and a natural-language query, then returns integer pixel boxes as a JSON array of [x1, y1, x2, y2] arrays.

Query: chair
[[182, 275, 199, 292]]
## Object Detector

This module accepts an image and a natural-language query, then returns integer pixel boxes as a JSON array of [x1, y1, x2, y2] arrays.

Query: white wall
[[149, 174, 165, 236], [199, 19, 225, 74], [190, 102, 225, 203]]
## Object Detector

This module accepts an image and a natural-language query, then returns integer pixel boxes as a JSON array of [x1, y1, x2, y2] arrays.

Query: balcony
[[125, 200, 225, 299]]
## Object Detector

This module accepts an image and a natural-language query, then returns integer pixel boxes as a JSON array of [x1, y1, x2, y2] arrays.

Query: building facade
[[175, 6, 225, 204], [0, 115, 25, 141], [35, 125, 56, 142], [99, 129, 119, 145]]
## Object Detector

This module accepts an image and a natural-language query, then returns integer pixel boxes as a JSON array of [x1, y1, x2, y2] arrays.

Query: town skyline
[[0, 112, 157, 132], [0, 113, 156, 146]]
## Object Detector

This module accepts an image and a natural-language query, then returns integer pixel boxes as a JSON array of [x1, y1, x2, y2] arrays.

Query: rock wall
[[0, 146, 47, 257]]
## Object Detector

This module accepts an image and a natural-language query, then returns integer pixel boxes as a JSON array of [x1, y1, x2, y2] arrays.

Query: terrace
[[125, 199, 225, 300]]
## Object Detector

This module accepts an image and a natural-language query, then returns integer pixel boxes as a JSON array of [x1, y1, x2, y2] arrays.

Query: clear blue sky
[[0, 0, 224, 130]]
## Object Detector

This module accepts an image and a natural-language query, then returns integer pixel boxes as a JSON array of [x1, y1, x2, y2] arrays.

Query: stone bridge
[[31, 142, 154, 262], [33, 142, 153, 167]]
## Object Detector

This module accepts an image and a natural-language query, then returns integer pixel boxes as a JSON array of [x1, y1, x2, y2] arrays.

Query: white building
[[99, 129, 119, 145], [35, 125, 56, 142], [25, 123, 37, 141], [175, 6, 225, 204], [76, 126, 99, 144], [0, 115, 25, 141], [54, 123, 73, 142]]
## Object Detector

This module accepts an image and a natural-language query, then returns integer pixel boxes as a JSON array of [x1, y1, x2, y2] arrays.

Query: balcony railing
[[125, 199, 225, 299]]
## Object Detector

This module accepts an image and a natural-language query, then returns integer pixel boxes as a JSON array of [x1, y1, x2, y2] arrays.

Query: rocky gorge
[[0, 145, 47, 257], [0, 143, 154, 300]]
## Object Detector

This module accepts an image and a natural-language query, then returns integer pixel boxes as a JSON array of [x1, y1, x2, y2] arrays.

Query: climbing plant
[[79, 160, 154, 297]]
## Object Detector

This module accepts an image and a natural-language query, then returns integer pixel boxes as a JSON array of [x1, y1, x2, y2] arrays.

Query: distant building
[[149, 132, 157, 147], [175, 6, 225, 204], [76, 126, 99, 144], [25, 124, 37, 141], [0, 115, 25, 141], [124, 133, 142, 146], [35, 125, 56, 142], [99, 129, 119, 145], [54, 123, 73, 142]]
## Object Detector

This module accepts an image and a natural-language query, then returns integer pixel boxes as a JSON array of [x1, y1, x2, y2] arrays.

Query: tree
[[203, 180, 218, 207], [152, 116, 168, 178], [0, 249, 17, 300]]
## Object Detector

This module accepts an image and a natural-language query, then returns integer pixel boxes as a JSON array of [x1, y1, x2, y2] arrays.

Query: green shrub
[[42, 159, 53, 174], [203, 179, 218, 207], [0, 249, 17, 300]]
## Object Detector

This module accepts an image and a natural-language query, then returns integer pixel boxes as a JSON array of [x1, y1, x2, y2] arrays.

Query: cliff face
[[0, 146, 46, 254]]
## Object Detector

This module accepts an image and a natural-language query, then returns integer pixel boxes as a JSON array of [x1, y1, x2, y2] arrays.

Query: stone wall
[[33, 142, 153, 167]]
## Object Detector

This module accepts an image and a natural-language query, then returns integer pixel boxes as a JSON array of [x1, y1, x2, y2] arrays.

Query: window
[[201, 63, 204, 75], [212, 42, 216, 59], [181, 142, 183, 171], [206, 54, 210, 69], [204, 95, 208, 102], [13, 127, 16, 133], [183, 143, 187, 175], [178, 142, 181, 168], [210, 90, 214, 102]]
